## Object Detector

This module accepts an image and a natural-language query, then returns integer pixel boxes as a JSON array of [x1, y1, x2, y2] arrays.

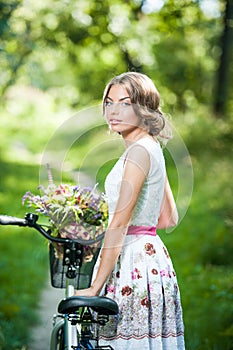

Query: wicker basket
[[49, 243, 100, 289]]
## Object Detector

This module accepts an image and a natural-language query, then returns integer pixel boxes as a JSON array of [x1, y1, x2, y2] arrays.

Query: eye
[[105, 100, 113, 107], [121, 102, 131, 107]]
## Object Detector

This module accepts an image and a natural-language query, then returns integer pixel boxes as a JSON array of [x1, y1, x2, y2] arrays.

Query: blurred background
[[0, 0, 232, 349]]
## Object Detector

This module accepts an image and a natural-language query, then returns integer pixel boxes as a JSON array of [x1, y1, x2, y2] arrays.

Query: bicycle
[[0, 212, 118, 350]]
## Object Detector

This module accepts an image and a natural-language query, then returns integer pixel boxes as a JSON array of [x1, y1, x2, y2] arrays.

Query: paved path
[[27, 275, 64, 350]]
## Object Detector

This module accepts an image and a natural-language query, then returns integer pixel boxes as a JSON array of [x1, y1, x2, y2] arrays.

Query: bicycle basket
[[49, 243, 101, 289]]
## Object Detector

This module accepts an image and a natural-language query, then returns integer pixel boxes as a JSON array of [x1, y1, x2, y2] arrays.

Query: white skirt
[[92, 234, 185, 350]]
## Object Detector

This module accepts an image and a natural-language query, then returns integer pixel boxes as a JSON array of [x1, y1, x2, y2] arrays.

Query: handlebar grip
[[0, 215, 27, 226]]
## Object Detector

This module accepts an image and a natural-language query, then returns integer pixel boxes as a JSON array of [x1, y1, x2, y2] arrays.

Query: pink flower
[[131, 268, 142, 280], [160, 268, 171, 278], [145, 243, 156, 256], [107, 285, 116, 293], [131, 271, 137, 280]]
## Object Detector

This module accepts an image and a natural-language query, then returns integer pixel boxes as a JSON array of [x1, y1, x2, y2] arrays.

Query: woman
[[75, 72, 185, 349]]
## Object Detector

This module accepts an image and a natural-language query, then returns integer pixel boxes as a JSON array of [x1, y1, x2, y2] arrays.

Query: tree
[[0, 0, 36, 99], [214, 0, 233, 116], [0, 0, 227, 113]]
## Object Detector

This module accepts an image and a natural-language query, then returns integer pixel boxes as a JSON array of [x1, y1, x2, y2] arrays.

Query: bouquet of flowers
[[22, 168, 108, 261]]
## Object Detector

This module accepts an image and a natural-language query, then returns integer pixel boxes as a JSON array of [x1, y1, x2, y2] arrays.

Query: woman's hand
[[74, 286, 97, 297]]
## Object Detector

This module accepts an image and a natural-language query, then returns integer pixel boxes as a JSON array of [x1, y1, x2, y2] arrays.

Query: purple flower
[[22, 177, 108, 241]]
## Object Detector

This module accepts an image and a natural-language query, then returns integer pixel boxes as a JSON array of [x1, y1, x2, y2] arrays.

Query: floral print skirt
[[92, 234, 185, 350]]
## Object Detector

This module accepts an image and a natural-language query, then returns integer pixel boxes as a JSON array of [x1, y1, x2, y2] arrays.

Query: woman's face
[[104, 84, 141, 136]]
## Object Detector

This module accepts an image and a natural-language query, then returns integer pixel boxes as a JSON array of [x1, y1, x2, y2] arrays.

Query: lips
[[109, 119, 122, 125]]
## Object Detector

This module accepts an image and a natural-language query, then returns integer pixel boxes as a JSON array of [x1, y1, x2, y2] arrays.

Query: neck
[[122, 129, 152, 148]]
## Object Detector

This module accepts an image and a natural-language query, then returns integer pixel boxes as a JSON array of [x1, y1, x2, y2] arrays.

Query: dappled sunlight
[[0, 0, 232, 348]]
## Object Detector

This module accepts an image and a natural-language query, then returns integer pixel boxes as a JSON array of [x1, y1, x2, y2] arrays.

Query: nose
[[110, 103, 120, 114]]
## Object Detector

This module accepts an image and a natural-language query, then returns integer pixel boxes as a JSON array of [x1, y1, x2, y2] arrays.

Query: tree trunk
[[214, 0, 233, 116]]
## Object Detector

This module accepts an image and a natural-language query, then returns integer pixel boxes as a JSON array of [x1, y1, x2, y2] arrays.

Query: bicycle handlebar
[[0, 215, 27, 226], [0, 213, 105, 245]]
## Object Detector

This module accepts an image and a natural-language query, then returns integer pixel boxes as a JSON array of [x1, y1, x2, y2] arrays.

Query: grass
[[160, 112, 233, 349], [0, 109, 232, 349], [0, 229, 48, 349], [0, 162, 49, 349]]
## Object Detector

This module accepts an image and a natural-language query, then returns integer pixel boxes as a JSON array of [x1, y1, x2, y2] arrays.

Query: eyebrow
[[106, 96, 131, 101]]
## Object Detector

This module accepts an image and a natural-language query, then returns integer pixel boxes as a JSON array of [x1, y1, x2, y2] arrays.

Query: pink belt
[[127, 225, 157, 236]]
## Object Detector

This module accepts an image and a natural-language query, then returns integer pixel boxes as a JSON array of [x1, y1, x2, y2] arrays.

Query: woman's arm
[[156, 175, 178, 230], [74, 145, 150, 296]]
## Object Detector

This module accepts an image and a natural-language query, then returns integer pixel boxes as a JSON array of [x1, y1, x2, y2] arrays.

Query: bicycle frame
[[50, 270, 79, 350], [0, 213, 118, 350]]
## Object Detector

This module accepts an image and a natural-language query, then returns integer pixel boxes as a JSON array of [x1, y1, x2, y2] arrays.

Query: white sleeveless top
[[105, 137, 166, 226]]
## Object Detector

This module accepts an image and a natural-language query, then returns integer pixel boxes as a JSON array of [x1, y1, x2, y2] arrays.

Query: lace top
[[105, 137, 166, 226]]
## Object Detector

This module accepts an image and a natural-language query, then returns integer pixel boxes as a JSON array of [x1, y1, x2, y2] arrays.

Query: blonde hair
[[103, 72, 172, 142]]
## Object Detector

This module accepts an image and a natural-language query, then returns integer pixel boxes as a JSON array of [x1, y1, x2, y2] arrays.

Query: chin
[[110, 126, 123, 133]]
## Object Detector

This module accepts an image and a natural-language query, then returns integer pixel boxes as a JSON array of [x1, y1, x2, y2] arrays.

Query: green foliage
[[0, 162, 48, 350], [0, 229, 48, 350], [159, 109, 233, 349], [0, 107, 233, 349], [1, 0, 230, 113], [0, 0, 232, 348]]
